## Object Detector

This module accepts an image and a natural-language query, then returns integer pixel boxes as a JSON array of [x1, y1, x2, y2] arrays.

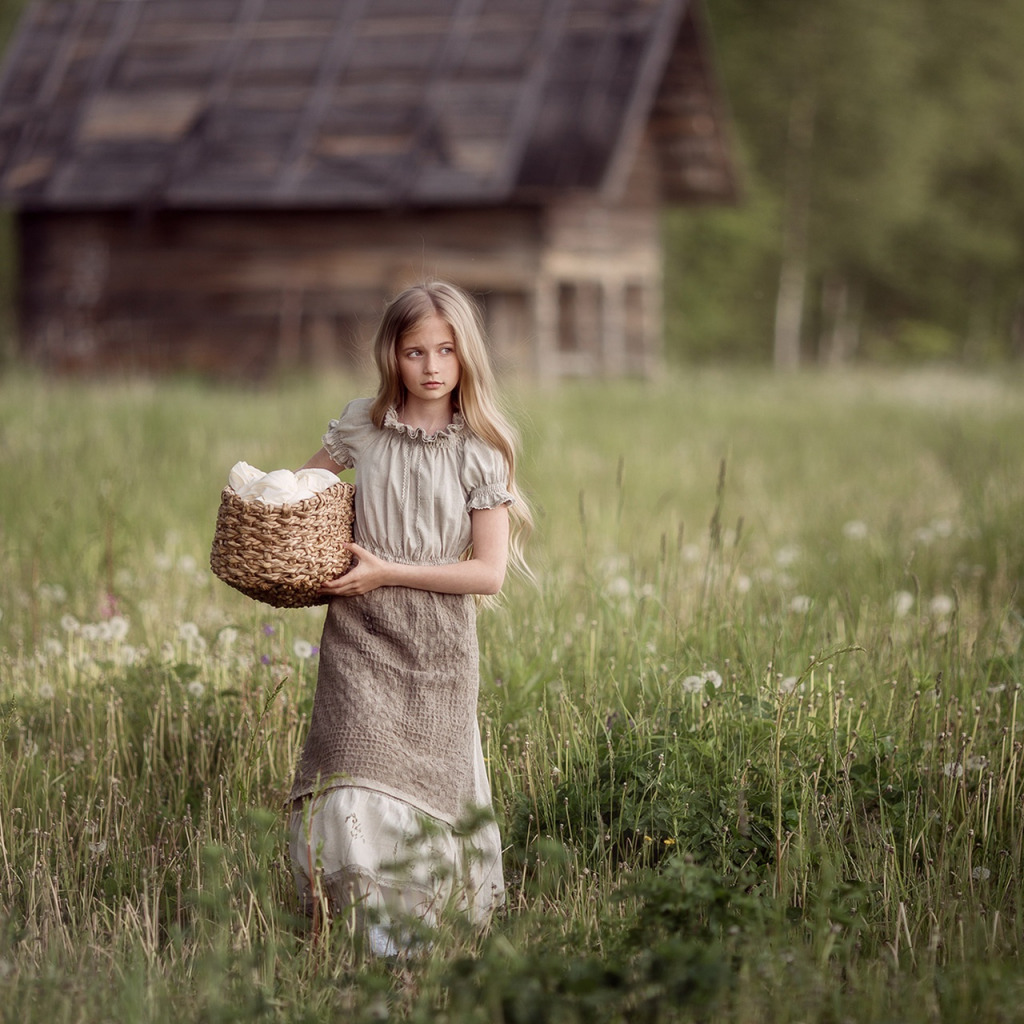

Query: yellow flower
[[663, 838, 676, 846]]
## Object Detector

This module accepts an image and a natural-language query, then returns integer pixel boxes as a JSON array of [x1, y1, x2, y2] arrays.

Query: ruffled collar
[[384, 406, 465, 446]]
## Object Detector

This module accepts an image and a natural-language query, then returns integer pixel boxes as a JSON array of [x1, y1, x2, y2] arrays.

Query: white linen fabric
[[228, 461, 340, 505]]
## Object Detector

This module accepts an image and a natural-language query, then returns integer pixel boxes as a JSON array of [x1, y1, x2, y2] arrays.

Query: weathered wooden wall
[[19, 207, 544, 378], [18, 148, 664, 380]]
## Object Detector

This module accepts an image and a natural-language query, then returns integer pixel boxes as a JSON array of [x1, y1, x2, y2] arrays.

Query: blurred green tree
[[665, 0, 1024, 366]]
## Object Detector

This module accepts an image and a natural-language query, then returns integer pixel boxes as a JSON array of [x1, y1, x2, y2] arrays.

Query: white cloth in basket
[[228, 461, 339, 506]]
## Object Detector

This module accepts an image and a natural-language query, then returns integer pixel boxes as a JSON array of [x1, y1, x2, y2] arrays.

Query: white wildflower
[[186, 680, 206, 699], [117, 644, 143, 666], [893, 591, 915, 618], [775, 545, 800, 567], [107, 615, 130, 642], [842, 520, 868, 540], [681, 675, 704, 694], [971, 866, 991, 881], [216, 627, 239, 651], [606, 576, 631, 599], [42, 637, 64, 659], [789, 595, 812, 614], [779, 676, 799, 694], [293, 639, 314, 660], [929, 594, 955, 617], [734, 574, 752, 594], [701, 669, 723, 689], [942, 761, 964, 779], [60, 614, 81, 634]]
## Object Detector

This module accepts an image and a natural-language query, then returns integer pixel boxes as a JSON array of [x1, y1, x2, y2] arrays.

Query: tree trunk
[[773, 91, 816, 371], [1012, 287, 1024, 360], [820, 274, 862, 366]]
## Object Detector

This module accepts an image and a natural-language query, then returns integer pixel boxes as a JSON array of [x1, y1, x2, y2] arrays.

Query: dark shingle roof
[[0, 0, 735, 209]]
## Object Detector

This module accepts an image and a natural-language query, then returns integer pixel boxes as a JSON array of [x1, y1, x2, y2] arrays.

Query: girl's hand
[[319, 543, 390, 597]]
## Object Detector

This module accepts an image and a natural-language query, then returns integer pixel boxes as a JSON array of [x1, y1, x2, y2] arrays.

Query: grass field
[[1, 365, 1023, 1022]]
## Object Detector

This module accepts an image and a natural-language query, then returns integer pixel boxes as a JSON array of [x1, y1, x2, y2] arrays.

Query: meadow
[[1, 365, 1023, 1023]]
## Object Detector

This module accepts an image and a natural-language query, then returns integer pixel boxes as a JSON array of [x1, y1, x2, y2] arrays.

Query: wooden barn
[[0, 0, 736, 380]]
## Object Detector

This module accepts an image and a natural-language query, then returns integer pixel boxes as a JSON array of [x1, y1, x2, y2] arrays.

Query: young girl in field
[[287, 281, 530, 955]]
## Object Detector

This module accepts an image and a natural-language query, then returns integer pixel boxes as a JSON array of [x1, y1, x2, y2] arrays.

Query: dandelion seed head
[[107, 616, 130, 642], [186, 680, 206, 699], [37, 682, 56, 700], [929, 595, 955, 617], [842, 520, 868, 540], [775, 545, 800, 567], [789, 595, 812, 614], [42, 638, 64, 659], [216, 628, 239, 650], [681, 675, 703, 694], [293, 639, 314, 659], [971, 866, 991, 881], [61, 614, 80, 634]]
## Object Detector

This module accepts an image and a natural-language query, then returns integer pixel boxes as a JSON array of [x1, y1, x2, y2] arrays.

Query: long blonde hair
[[368, 281, 533, 580]]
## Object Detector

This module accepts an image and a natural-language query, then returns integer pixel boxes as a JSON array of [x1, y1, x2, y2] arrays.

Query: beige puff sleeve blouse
[[321, 398, 514, 563]]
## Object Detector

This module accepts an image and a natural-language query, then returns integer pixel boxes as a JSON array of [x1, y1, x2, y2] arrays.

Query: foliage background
[[2, 0, 1024, 366]]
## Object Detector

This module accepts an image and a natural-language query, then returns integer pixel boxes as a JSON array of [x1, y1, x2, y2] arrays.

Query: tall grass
[[1, 366, 1022, 1022]]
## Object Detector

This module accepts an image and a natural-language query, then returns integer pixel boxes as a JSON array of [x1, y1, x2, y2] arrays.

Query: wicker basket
[[210, 481, 356, 608]]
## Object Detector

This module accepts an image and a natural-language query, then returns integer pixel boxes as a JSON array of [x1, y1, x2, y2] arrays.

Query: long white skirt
[[288, 728, 504, 955]]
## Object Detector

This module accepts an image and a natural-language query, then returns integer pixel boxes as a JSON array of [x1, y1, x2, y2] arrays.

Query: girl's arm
[[300, 447, 345, 472], [320, 505, 510, 598]]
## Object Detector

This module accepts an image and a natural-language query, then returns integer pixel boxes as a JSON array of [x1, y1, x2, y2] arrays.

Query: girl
[[287, 281, 530, 956]]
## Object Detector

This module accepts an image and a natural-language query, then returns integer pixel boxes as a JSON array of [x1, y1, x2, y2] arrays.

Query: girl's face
[[397, 314, 462, 408]]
